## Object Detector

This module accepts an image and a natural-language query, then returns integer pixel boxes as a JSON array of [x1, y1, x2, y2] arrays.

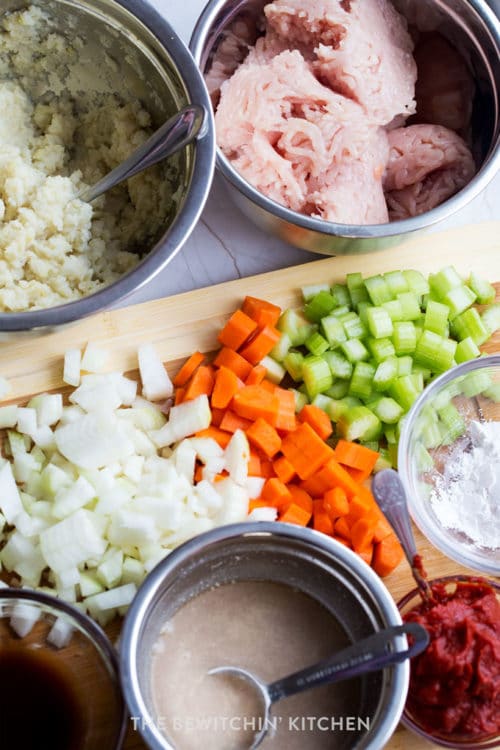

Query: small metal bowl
[[190, 0, 500, 255], [0, 0, 215, 332], [120, 522, 409, 750]]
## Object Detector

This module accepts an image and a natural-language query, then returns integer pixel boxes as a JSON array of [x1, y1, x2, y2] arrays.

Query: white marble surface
[[124, 0, 500, 308]]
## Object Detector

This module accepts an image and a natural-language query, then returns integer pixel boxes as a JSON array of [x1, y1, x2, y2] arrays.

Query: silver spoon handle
[[77, 104, 207, 203], [267, 622, 428, 703]]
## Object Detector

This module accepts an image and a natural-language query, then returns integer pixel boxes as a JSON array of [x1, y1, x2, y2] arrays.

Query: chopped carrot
[[232, 385, 280, 425], [173, 351, 205, 387], [246, 418, 281, 458], [174, 387, 185, 405], [323, 486, 349, 519], [280, 502, 312, 527], [313, 509, 334, 535], [194, 426, 231, 449], [248, 499, 272, 512], [213, 347, 253, 380], [261, 478, 291, 508], [211, 366, 243, 410], [357, 547, 374, 566], [194, 464, 203, 483], [274, 387, 297, 432], [372, 536, 404, 577], [259, 458, 276, 479], [219, 410, 252, 433], [372, 515, 393, 543], [210, 408, 224, 427], [273, 455, 295, 484], [288, 485, 313, 514], [301, 457, 360, 497], [334, 516, 351, 541], [280, 422, 334, 480], [218, 309, 258, 350], [239, 326, 281, 365], [299, 404, 333, 440], [350, 517, 376, 552], [333, 439, 379, 481], [248, 451, 262, 477], [183, 365, 215, 402], [242, 296, 281, 328], [245, 364, 267, 385]]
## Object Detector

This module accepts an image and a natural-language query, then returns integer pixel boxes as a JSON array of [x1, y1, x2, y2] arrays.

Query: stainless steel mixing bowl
[[0, 0, 215, 332], [190, 0, 500, 255]]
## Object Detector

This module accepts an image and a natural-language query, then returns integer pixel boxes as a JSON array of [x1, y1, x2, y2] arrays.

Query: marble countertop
[[124, 0, 500, 308]]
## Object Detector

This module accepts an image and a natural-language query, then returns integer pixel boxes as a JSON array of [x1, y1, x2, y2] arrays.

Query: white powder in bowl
[[429, 420, 500, 549]]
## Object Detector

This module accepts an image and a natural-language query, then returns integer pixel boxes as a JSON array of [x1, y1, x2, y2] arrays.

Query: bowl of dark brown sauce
[[0, 587, 126, 750]]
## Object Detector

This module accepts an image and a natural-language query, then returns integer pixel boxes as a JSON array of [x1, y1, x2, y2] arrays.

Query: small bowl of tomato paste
[[398, 575, 500, 748]]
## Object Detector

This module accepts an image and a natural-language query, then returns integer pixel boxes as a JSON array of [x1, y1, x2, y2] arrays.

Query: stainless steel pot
[[0, 0, 215, 332], [120, 522, 409, 750], [190, 0, 500, 255]]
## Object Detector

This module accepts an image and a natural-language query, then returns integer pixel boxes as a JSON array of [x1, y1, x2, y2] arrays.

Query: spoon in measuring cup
[[372, 468, 434, 603], [209, 622, 429, 750], [77, 104, 206, 203]]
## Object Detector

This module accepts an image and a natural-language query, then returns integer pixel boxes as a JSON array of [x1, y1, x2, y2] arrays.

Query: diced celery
[[326, 396, 361, 422], [414, 330, 457, 372], [420, 420, 443, 450], [403, 269, 430, 297], [411, 372, 424, 392], [339, 311, 367, 339], [388, 443, 398, 469], [361, 441, 380, 452], [270, 331, 291, 362], [290, 388, 309, 412], [468, 273, 496, 305], [382, 299, 404, 322], [412, 363, 431, 381], [302, 355, 333, 399], [331, 305, 351, 318], [323, 350, 353, 380], [388, 375, 420, 411], [260, 355, 285, 384], [384, 270, 409, 296], [357, 301, 371, 326], [373, 357, 398, 392], [432, 381, 462, 410], [481, 303, 500, 335], [374, 447, 392, 472], [455, 337, 481, 363], [283, 351, 304, 381], [461, 370, 493, 398], [320, 315, 347, 348], [346, 273, 369, 310], [437, 402, 466, 442], [340, 338, 369, 363], [311, 394, 334, 411], [366, 306, 393, 339], [348, 361, 376, 401], [414, 443, 434, 473], [346, 272, 364, 292], [451, 307, 489, 345], [302, 283, 330, 302], [372, 397, 404, 424], [305, 331, 329, 356], [384, 424, 397, 445], [424, 299, 449, 336], [366, 337, 396, 363], [304, 290, 337, 322], [325, 379, 350, 399], [397, 291, 421, 321], [337, 405, 381, 442], [392, 321, 417, 355], [429, 266, 463, 300], [364, 275, 393, 305], [443, 284, 476, 319], [397, 356, 413, 376], [331, 283, 351, 307], [278, 309, 315, 346]]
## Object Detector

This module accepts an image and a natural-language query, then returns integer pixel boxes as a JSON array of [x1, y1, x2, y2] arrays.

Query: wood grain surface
[[1, 222, 499, 750]]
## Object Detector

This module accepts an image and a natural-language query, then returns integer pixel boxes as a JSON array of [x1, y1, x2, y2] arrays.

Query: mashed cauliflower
[[0, 6, 175, 313]]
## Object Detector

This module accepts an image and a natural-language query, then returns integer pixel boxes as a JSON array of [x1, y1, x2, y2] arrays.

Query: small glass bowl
[[398, 355, 500, 576], [0, 587, 127, 749], [398, 575, 500, 749]]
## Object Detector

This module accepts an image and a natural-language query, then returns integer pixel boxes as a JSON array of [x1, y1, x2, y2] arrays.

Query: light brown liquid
[[151, 581, 362, 750]]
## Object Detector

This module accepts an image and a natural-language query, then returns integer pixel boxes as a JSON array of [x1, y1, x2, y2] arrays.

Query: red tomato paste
[[403, 578, 500, 740]]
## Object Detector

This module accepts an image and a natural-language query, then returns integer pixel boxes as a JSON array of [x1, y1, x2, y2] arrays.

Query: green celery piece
[[437, 402, 466, 443], [412, 363, 432, 382], [325, 379, 350, 399], [384, 424, 397, 445], [384, 270, 409, 296], [388, 375, 420, 412], [331, 305, 352, 318], [414, 330, 457, 372], [372, 396, 404, 424], [261, 356, 286, 384], [346, 273, 369, 310], [339, 311, 367, 339], [392, 321, 417, 355], [374, 447, 392, 472], [388, 443, 398, 469], [283, 351, 304, 382], [270, 331, 291, 362], [357, 301, 371, 326], [451, 307, 489, 345], [304, 290, 337, 322], [396, 291, 421, 321], [484, 383, 500, 403], [305, 331, 329, 356], [361, 440, 380, 452], [373, 356, 398, 392], [320, 315, 347, 348], [461, 370, 493, 397], [346, 272, 364, 293], [278, 309, 315, 347], [340, 338, 369, 363], [424, 299, 449, 336], [323, 350, 353, 380], [331, 283, 351, 307], [481, 303, 500, 335], [364, 275, 393, 305], [443, 284, 477, 319], [411, 372, 424, 393], [312, 393, 334, 411], [326, 396, 362, 422], [348, 361, 376, 401], [350, 286, 370, 310], [432, 381, 463, 410], [403, 270, 430, 297], [337, 405, 381, 442], [414, 443, 434, 473], [366, 306, 393, 339], [382, 299, 404, 322], [290, 388, 308, 413], [420, 419, 443, 450], [455, 337, 481, 363], [302, 283, 330, 302], [397, 356, 413, 376], [468, 273, 496, 305], [366, 337, 396, 364], [302, 355, 333, 399], [429, 266, 463, 300]]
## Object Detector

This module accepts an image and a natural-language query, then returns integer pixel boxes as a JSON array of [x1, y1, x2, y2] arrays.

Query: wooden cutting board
[[1, 221, 500, 750]]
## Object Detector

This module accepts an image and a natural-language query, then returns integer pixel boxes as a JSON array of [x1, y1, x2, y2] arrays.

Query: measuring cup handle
[[267, 622, 429, 703]]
